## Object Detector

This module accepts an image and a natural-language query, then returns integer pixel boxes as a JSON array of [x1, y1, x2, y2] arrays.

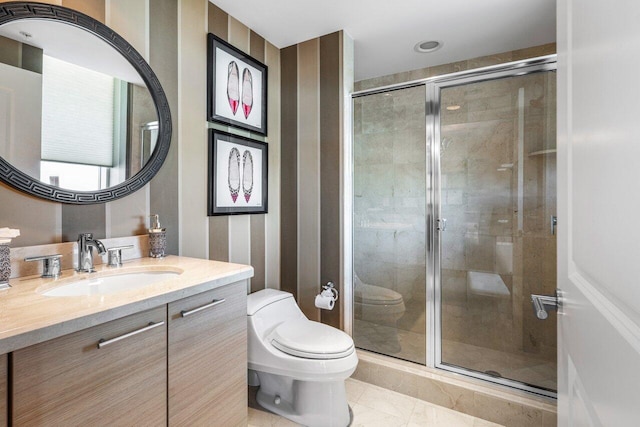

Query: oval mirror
[[0, 3, 171, 204]]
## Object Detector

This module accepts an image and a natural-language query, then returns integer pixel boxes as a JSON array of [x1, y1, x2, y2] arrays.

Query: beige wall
[[178, 0, 208, 259], [149, 0, 179, 256]]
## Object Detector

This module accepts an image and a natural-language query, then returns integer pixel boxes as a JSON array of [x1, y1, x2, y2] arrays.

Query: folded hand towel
[[0, 228, 20, 239], [0, 228, 20, 244]]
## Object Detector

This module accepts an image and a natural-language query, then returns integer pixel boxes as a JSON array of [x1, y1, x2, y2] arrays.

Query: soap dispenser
[[148, 214, 166, 258]]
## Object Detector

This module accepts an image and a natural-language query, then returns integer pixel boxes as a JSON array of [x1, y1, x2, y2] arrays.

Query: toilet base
[[254, 371, 351, 427]]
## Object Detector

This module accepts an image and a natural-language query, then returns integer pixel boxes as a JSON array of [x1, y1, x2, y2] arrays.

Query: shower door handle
[[531, 290, 562, 320], [437, 218, 447, 232]]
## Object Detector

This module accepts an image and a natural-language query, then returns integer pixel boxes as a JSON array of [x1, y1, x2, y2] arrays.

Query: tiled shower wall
[[439, 72, 557, 390], [353, 86, 427, 305], [353, 44, 556, 305], [352, 44, 557, 388], [353, 44, 556, 313]]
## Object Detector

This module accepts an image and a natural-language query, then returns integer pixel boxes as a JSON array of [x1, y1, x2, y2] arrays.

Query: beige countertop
[[0, 255, 253, 354]]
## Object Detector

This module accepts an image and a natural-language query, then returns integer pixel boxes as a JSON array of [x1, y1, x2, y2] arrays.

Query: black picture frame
[[207, 33, 268, 135], [208, 130, 268, 216]]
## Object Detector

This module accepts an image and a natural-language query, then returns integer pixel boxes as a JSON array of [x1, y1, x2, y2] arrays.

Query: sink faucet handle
[[25, 254, 62, 278], [106, 245, 134, 267]]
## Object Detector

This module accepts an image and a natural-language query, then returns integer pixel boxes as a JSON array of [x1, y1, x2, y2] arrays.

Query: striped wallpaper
[[0, 0, 352, 331], [205, 4, 281, 292], [281, 31, 354, 328]]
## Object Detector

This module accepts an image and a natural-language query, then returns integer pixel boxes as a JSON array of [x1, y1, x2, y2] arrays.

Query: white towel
[[0, 228, 20, 244]]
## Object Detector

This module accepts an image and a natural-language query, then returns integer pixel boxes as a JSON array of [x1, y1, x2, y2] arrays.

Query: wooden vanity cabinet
[[7, 280, 248, 425], [168, 281, 247, 426], [0, 353, 6, 427], [12, 306, 167, 426]]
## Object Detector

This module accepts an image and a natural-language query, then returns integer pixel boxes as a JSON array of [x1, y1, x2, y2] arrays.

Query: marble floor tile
[[345, 377, 367, 404], [409, 400, 475, 426], [351, 403, 407, 427], [248, 407, 300, 427], [474, 418, 506, 427], [249, 379, 505, 427], [357, 383, 416, 422]]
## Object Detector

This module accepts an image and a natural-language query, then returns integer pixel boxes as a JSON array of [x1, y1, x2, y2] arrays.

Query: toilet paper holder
[[321, 281, 338, 301], [315, 282, 338, 310]]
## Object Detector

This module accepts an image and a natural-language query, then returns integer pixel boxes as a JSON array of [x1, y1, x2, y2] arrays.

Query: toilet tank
[[247, 289, 307, 337]]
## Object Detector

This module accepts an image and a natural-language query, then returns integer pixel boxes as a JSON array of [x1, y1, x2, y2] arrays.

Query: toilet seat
[[271, 319, 355, 360]]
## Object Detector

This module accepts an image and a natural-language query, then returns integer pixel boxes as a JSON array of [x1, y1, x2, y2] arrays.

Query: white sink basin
[[40, 270, 181, 297]]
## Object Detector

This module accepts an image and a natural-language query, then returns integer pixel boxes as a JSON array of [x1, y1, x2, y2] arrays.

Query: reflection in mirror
[[0, 19, 158, 192]]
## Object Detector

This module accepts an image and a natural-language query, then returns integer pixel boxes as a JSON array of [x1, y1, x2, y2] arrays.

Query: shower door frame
[[349, 55, 558, 398], [430, 58, 557, 398]]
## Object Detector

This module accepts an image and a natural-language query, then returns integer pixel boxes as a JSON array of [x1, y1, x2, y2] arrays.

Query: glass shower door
[[436, 71, 557, 393], [352, 85, 427, 365]]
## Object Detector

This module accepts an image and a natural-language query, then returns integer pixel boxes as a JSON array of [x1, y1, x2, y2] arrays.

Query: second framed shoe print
[[208, 130, 268, 215], [207, 33, 268, 135]]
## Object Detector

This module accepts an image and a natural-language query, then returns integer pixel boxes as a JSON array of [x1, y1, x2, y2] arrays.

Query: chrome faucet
[[76, 233, 106, 273]]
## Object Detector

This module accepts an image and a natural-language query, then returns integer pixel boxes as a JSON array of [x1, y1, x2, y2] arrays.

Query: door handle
[[437, 218, 447, 232], [551, 215, 557, 235], [531, 290, 562, 320]]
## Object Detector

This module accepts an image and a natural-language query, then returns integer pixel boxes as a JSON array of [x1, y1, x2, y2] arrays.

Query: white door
[[557, 0, 640, 425]]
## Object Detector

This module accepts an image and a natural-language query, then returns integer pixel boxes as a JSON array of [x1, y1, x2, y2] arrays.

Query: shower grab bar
[[531, 290, 562, 320]]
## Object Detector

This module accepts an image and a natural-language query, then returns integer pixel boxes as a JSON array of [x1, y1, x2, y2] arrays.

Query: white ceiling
[[210, 0, 556, 81]]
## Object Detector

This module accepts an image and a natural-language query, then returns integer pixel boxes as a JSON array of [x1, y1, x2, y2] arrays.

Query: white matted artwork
[[207, 33, 267, 135], [208, 130, 268, 215]]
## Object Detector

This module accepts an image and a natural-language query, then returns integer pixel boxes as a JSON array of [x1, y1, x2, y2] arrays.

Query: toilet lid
[[354, 282, 404, 306], [271, 319, 355, 360]]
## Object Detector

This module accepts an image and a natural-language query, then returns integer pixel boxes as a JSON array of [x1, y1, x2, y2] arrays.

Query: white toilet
[[247, 289, 358, 427]]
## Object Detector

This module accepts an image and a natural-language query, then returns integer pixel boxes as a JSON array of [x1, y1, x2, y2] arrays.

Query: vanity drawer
[[168, 281, 247, 426], [12, 306, 167, 426]]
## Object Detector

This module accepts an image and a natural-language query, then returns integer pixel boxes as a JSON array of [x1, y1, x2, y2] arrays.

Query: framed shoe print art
[[208, 130, 268, 215], [207, 33, 268, 135]]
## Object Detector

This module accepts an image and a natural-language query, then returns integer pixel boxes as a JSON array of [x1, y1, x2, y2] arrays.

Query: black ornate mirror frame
[[0, 2, 172, 204]]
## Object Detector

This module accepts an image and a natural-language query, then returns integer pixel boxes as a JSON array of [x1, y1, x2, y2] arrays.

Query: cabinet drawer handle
[[180, 299, 226, 317], [97, 321, 165, 349]]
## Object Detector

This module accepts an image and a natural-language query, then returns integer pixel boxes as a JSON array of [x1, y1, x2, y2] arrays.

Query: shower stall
[[351, 56, 557, 397]]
